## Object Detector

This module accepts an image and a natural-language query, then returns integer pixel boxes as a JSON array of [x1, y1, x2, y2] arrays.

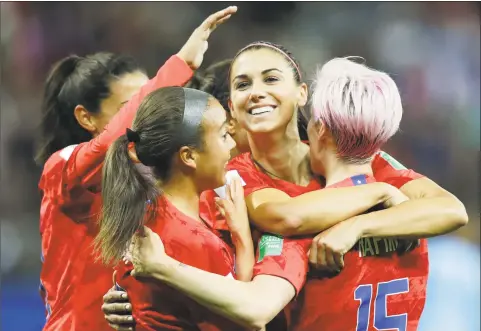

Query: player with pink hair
[[117, 56, 460, 331], [309, 57, 403, 166]]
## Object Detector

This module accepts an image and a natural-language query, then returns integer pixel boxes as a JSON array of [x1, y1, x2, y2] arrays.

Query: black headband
[[176, 88, 210, 147], [128, 87, 210, 167]]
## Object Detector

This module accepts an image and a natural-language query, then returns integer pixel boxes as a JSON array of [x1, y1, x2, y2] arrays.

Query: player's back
[[39, 148, 113, 331], [116, 197, 245, 331], [289, 175, 429, 331]]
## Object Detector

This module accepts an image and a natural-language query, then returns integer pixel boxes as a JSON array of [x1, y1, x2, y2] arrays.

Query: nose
[[248, 80, 267, 102]]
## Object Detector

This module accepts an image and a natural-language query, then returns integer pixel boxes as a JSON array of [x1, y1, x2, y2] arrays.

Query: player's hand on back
[[102, 271, 135, 331], [308, 217, 363, 274], [177, 6, 238, 70], [215, 177, 251, 236], [126, 227, 168, 278]]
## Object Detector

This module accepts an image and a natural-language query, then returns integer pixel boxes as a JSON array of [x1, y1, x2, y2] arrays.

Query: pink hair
[[311, 57, 403, 163]]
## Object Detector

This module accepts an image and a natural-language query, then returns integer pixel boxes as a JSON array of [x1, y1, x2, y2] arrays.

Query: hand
[[177, 6, 238, 70], [102, 271, 135, 331], [309, 219, 362, 273], [214, 177, 250, 235], [126, 227, 168, 278], [383, 185, 409, 209]]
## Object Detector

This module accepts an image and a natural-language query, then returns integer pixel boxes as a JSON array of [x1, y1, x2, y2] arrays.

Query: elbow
[[262, 203, 302, 236], [451, 200, 469, 228], [234, 291, 275, 330], [241, 305, 271, 331], [442, 196, 469, 231]]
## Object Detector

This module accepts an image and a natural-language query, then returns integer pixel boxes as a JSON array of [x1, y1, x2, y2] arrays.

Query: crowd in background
[[0, 2, 479, 330]]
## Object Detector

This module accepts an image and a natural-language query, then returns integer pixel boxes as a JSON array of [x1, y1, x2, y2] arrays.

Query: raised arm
[[246, 182, 398, 236], [60, 6, 238, 197], [129, 228, 303, 330]]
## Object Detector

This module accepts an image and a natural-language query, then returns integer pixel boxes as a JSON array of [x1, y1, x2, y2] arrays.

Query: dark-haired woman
[[95, 86, 254, 331], [105, 41, 467, 330], [37, 7, 237, 331]]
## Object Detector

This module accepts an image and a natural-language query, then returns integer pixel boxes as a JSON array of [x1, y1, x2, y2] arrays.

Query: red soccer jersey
[[39, 55, 193, 331], [253, 174, 428, 331], [225, 150, 423, 198], [116, 197, 245, 331]]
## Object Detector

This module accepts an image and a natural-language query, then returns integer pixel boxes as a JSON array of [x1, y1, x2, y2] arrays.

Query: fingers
[[200, 6, 237, 33], [102, 302, 132, 315], [325, 249, 337, 271], [103, 290, 128, 304], [215, 198, 226, 217], [333, 252, 344, 270], [104, 313, 135, 329], [109, 324, 134, 331], [308, 239, 318, 266]]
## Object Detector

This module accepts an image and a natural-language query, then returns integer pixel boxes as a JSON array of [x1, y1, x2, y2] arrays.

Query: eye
[[265, 76, 279, 83], [222, 132, 229, 140], [235, 81, 249, 90]]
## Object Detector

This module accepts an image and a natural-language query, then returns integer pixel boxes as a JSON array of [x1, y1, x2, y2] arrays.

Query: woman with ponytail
[[106, 42, 467, 331], [37, 7, 237, 331], [96, 86, 254, 331]]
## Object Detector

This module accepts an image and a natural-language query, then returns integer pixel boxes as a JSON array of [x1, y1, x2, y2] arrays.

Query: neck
[[321, 152, 373, 187], [161, 174, 200, 221], [248, 128, 310, 185]]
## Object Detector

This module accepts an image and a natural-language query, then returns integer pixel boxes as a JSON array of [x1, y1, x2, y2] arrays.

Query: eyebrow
[[233, 68, 283, 81]]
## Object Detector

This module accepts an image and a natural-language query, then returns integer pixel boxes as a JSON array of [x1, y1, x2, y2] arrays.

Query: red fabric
[[289, 175, 429, 331], [226, 149, 427, 331], [39, 55, 193, 331], [116, 198, 244, 331]]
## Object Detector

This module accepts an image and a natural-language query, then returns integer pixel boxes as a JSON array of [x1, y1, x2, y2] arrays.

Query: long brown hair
[[94, 86, 207, 264]]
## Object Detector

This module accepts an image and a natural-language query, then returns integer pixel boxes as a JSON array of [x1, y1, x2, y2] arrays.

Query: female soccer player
[[96, 86, 254, 331], [37, 6, 237, 331], [126, 56, 467, 331], [103, 42, 467, 329]]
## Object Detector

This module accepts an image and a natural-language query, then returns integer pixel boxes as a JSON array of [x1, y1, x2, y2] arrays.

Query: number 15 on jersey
[[355, 278, 409, 331]]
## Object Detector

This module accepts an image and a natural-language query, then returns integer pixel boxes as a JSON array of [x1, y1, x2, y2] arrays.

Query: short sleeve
[[372, 151, 424, 188], [253, 234, 310, 296]]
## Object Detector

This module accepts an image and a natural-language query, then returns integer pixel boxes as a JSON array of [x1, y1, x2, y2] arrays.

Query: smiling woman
[[229, 42, 307, 138]]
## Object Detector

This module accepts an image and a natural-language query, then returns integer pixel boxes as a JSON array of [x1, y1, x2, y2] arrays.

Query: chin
[[246, 121, 284, 134]]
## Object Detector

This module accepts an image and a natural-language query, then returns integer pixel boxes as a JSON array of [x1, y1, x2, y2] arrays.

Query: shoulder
[[39, 145, 79, 189], [372, 151, 424, 186]]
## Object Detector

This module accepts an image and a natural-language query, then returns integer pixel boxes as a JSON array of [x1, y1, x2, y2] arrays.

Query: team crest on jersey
[[258, 234, 284, 262], [378, 151, 407, 170]]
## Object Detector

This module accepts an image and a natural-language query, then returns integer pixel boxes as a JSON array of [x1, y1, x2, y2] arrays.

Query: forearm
[[150, 258, 278, 330], [231, 230, 255, 281], [255, 183, 391, 236], [357, 196, 468, 239]]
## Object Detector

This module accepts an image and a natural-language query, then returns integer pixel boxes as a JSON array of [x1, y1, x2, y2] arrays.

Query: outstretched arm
[[354, 177, 468, 239], [58, 6, 238, 203], [129, 228, 302, 330], [246, 182, 397, 236]]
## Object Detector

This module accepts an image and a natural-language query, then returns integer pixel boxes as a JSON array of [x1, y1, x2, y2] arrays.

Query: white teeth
[[251, 106, 274, 115]]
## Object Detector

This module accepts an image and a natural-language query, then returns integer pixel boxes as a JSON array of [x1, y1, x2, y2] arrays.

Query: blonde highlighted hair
[[311, 57, 403, 163]]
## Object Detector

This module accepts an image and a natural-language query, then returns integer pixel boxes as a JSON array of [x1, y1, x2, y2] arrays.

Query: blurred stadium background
[[1, 2, 479, 330]]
